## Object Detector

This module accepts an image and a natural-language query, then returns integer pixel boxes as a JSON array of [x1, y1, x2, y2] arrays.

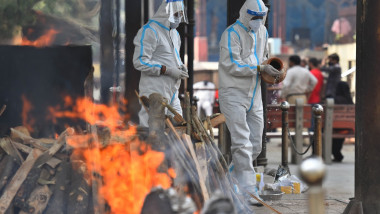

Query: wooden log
[[19, 185, 52, 214], [148, 93, 166, 149], [10, 128, 48, 151], [0, 138, 24, 164], [185, 92, 192, 135], [181, 134, 209, 201], [34, 128, 74, 167], [0, 149, 43, 214], [44, 161, 71, 214], [13, 166, 42, 211], [67, 160, 90, 214], [12, 142, 61, 168], [0, 105, 6, 117], [0, 156, 19, 194], [195, 142, 209, 190], [206, 117, 214, 140], [210, 114, 226, 128]]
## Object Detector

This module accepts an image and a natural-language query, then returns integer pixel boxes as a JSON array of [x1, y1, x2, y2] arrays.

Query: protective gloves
[[258, 64, 283, 77], [165, 66, 189, 79]]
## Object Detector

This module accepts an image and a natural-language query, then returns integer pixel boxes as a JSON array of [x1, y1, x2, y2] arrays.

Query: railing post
[[300, 156, 326, 214], [281, 101, 290, 168], [313, 105, 324, 157], [292, 98, 304, 164], [323, 99, 334, 164]]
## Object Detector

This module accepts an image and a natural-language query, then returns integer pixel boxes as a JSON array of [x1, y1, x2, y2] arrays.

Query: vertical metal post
[[100, 0, 115, 105], [124, 0, 142, 123], [281, 102, 290, 167], [292, 98, 304, 164], [313, 105, 324, 157], [323, 98, 334, 164], [300, 156, 326, 214], [186, 0, 195, 99], [344, 1, 380, 213]]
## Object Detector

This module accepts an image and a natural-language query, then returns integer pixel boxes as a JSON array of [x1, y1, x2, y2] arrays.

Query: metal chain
[[285, 122, 313, 156]]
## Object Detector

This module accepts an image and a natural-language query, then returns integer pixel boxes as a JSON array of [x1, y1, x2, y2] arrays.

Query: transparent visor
[[166, 1, 188, 24]]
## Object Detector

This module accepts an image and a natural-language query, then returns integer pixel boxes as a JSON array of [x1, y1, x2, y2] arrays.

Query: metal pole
[[300, 156, 326, 214], [281, 101, 290, 167], [186, 0, 195, 100], [312, 105, 323, 157], [100, 0, 115, 105]]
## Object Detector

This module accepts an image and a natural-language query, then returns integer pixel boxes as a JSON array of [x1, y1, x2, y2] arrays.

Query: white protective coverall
[[218, 0, 269, 189], [133, 0, 186, 127], [193, 81, 216, 117]]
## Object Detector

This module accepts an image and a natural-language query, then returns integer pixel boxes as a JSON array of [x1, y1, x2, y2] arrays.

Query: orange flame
[[51, 97, 175, 214], [21, 29, 59, 47], [21, 95, 35, 132]]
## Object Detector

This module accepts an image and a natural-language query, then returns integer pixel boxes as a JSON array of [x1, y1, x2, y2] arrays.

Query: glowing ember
[[21, 29, 59, 47], [21, 95, 35, 132]]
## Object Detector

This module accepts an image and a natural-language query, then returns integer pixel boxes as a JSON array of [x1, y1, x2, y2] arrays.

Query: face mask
[[249, 19, 263, 31], [170, 17, 181, 29], [328, 62, 334, 66]]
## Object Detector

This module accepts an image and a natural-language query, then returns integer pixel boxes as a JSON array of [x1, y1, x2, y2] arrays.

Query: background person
[[321, 53, 342, 100], [281, 55, 317, 104], [332, 81, 354, 162]]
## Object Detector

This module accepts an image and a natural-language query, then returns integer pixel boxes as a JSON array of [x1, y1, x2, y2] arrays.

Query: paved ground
[[252, 138, 355, 214]]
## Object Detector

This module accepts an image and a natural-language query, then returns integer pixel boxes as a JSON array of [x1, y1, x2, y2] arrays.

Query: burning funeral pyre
[[0, 91, 252, 214]]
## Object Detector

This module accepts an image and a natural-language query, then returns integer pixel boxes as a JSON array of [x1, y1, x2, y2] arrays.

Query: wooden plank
[[34, 128, 74, 167], [0, 138, 24, 164], [181, 134, 209, 201], [210, 114, 226, 128], [12, 142, 61, 168], [0, 149, 43, 214]]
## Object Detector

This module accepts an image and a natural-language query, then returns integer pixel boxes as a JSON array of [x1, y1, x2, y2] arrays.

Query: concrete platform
[[252, 138, 354, 213]]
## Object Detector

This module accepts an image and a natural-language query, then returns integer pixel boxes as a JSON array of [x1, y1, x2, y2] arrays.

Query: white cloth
[[193, 81, 215, 117], [280, 65, 318, 99], [218, 0, 268, 189], [133, 0, 185, 127]]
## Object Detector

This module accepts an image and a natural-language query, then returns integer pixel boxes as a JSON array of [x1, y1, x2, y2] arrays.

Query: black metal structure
[[344, 1, 380, 213], [0, 45, 92, 138], [100, 0, 115, 105], [125, 0, 142, 123], [186, 0, 195, 100], [227, 0, 269, 167]]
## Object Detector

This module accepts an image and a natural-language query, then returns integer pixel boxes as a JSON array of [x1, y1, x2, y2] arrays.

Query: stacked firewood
[[0, 126, 96, 214], [0, 92, 249, 214]]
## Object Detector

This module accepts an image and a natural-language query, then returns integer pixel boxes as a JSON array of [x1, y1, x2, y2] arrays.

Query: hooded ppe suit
[[133, 0, 187, 127], [218, 0, 268, 189]]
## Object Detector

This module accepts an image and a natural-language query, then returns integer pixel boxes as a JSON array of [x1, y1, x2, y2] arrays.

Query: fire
[[21, 95, 35, 132], [21, 29, 59, 47], [51, 97, 175, 214]]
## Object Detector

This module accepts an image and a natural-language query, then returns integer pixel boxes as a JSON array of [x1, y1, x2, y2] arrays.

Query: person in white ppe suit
[[133, 0, 189, 127], [218, 0, 283, 205], [193, 81, 216, 118]]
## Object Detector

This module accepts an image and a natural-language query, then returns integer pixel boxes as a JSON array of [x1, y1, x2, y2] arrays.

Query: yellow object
[[256, 173, 261, 183], [293, 182, 301, 194], [281, 186, 292, 194]]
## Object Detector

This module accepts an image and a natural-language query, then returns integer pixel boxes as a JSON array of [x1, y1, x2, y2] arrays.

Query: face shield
[[166, 0, 188, 24]]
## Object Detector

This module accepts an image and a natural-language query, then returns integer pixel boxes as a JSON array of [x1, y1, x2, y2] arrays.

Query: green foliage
[[0, 0, 99, 39], [0, 0, 39, 38]]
